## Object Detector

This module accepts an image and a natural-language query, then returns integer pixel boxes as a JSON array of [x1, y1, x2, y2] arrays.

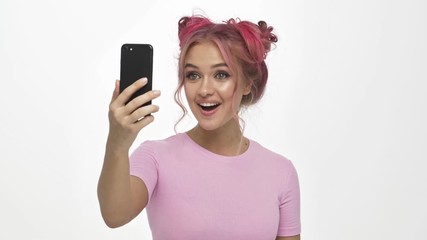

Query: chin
[[196, 121, 221, 132], [195, 117, 237, 133]]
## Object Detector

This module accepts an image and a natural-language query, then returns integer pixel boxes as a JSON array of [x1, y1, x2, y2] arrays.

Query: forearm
[[97, 140, 133, 228], [98, 78, 159, 227]]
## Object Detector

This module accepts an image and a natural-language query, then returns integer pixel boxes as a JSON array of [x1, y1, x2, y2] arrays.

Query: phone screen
[[120, 43, 153, 106]]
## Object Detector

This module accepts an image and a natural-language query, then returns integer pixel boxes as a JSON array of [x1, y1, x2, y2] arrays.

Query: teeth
[[199, 103, 219, 107]]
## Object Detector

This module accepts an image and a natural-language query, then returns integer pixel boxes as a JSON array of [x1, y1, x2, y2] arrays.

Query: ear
[[242, 82, 252, 96]]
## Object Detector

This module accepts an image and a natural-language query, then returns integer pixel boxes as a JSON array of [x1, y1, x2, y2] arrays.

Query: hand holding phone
[[107, 43, 159, 150]]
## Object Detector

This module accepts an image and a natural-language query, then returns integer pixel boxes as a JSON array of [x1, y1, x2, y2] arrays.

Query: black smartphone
[[120, 43, 153, 106]]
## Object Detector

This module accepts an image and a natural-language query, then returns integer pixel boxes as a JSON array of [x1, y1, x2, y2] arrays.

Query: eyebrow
[[184, 63, 228, 69]]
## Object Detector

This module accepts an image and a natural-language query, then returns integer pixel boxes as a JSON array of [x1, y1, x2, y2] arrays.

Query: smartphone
[[120, 43, 153, 106]]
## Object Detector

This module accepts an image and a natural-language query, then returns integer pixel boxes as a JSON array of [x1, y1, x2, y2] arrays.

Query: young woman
[[98, 15, 301, 240]]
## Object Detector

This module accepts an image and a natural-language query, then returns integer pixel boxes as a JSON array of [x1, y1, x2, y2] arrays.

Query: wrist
[[105, 136, 131, 157]]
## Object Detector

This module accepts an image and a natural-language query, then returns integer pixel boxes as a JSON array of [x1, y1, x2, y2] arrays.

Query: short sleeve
[[129, 141, 159, 202], [277, 162, 301, 237]]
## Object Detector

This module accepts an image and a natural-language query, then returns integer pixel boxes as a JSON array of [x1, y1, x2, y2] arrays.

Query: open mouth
[[199, 103, 220, 111]]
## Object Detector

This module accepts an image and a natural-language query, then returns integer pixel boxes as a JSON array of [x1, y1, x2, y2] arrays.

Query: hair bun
[[258, 21, 278, 43], [178, 16, 213, 48], [232, 19, 278, 62]]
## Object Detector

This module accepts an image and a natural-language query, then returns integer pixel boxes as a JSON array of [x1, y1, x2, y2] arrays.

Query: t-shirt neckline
[[180, 132, 253, 161]]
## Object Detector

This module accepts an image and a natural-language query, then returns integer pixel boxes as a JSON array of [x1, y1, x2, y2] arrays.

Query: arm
[[97, 79, 160, 228], [97, 142, 149, 228], [276, 235, 300, 240]]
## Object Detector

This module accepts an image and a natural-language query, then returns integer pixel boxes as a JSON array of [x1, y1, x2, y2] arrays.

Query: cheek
[[183, 82, 193, 98], [183, 84, 192, 105], [216, 81, 237, 99]]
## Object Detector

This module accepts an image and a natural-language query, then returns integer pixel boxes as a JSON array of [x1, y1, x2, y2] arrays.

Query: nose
[[198, 77, 214, 97]]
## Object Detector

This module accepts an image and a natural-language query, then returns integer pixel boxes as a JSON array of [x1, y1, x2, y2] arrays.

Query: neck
[[187, 120, 248, 156]]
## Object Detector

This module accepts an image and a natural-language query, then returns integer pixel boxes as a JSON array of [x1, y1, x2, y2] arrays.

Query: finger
[[110, 80, 120, 103], [115, 78, 148, 106], [133, 114, 155, 131], [124, 89, 161, 115], [128, 104, 160, 123]]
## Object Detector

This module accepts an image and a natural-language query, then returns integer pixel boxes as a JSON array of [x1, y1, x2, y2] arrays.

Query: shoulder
[[247, 139, 299, 196], [131, 133, 187, 157], [247, 139, 299, 185], [249, 139, 295, 169], [138, 133, 185, 147]]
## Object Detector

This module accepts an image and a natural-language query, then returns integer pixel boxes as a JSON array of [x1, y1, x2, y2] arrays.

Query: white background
[[1, 0, 426, 239]]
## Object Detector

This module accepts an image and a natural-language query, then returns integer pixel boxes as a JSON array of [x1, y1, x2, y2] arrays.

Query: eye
[[185, 71, 201, 80], [215, 71, 230, 80]]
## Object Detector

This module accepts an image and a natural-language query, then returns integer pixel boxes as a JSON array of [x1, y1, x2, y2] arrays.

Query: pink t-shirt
[[130, 133, 300, 239]]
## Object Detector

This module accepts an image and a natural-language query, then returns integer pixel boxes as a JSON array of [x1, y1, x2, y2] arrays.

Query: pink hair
[[174, 15, 278, 130]]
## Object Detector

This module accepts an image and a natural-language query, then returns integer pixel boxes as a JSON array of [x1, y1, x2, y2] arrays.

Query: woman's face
[[183, 41, 250, 132]]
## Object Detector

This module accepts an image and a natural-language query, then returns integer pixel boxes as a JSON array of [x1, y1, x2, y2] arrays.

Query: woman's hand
[[107, 78, 160, 152]]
